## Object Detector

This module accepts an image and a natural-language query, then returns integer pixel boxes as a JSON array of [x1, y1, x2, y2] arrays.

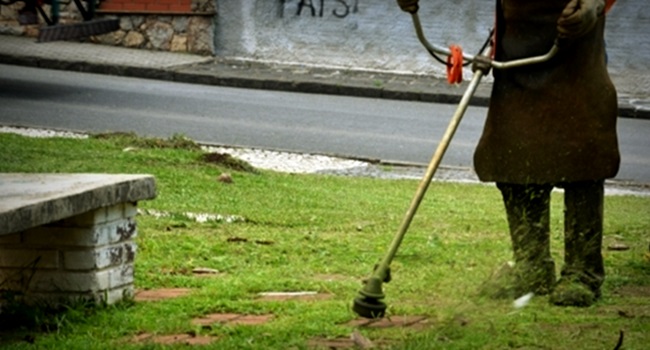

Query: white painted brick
[[63, 245, 124, 270], [0, 232, 21, 245], [0, 249, 59, 268], [109, 264, 134, 288], [105, 203, 126, 223], [31, 269, 110, 292], [129, 226, 138, 240], [102, 286, 134, 305], [22, 288, 131, 306], [23, 218, 137, 247], [22, 226, 93, 246], [0, 271, 24, 290], [58, 207, 109, 227], [28, 264, 135, 293], [124, 203, 138, 219], [60, 203, 131, 226], [20, 292, 77, 307], [123, 242, 137, 264]]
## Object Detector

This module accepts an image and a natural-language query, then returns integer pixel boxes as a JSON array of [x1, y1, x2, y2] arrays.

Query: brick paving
[[192, 313, 274, 327], [133, 288, 192, 302]]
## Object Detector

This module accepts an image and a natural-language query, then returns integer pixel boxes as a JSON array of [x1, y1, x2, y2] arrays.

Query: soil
[[344, 315, 430, 329], [131, 332, 217, 345], [192, 313, 274, 327], [256, 292, 332, 302], [612, 285, 650, 298], [313, 273, 357, 282], [133, 288, 192, 302]]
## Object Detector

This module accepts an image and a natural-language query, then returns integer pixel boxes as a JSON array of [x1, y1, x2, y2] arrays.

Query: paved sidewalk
[[0, 34, 648, 119]]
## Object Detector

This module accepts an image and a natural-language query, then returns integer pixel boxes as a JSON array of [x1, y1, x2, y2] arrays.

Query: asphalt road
[[1, 64, 648, 185]]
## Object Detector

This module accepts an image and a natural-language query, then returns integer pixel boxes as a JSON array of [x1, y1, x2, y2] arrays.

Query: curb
[[1, 52, 648, 120]]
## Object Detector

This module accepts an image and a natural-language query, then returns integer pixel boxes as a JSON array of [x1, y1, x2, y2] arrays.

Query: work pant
[[497, 180, 605, 293]]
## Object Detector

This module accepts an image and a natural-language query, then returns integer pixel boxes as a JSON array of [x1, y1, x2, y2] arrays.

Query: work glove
[[396, 0, 418, 14], [557, 0, 605, 39]]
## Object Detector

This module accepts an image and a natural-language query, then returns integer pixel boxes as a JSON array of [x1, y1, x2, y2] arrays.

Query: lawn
[[0, 132, 648, 349]]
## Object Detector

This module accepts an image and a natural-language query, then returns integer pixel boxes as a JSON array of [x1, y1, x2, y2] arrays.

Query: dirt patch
[[192, 313, 274, 327], [597, 304, 650, 319], [93, 132, 200, 150], [134, 288, 192, 302], [313, 274, 356, 282], [307, 331, 392, 349], [344, 315, 429, 329], [307, 337, 358, 349], [158, 267, 225, 278], [226, 236, 275, 245], [536, 323, 625, 348], [191, 267, 225, 278], [130, 332, 217, 345], [256, 292, 332, 302], [612, 285, 650, 298], [201, 152, 257, 173]]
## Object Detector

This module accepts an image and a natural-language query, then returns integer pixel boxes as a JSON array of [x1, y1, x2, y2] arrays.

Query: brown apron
[[473, 0, 620, 184]]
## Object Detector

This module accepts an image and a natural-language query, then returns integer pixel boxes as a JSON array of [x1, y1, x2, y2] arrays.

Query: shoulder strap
[[491, 0, 504, 59]]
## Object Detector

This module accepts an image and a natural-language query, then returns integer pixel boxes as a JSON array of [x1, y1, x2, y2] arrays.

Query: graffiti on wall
[[295, 0, 359, 18]]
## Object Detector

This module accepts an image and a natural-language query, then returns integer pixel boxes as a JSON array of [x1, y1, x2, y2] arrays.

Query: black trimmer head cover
[[352, 296, 387, 319]]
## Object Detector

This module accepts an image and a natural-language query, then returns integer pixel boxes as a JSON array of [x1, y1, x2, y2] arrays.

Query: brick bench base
[[1, 203, 138, 305], [0, 173, 156, 306]]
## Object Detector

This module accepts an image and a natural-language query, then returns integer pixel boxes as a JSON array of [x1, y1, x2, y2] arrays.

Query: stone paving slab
[[192, 313, 274, 327], [0, 173, 156, 235], [0, 34, 211, 68], [134, 288, 192, 302], [130, 332, 217, 346]]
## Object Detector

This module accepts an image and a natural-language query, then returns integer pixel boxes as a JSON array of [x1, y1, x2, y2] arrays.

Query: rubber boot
[[550, 181, 605, 307], [479, 183, 556, 299]]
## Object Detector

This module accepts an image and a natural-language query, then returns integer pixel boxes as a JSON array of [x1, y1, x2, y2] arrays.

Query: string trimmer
[[352, 1, 560, 319]]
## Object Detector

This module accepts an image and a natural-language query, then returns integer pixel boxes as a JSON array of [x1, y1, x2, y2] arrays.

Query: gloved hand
[[396, 0, 418, 14], [557, 0, 605, 39]]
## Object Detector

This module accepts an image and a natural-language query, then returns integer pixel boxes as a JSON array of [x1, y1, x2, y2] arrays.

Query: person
[[396, 0, 619, 307]]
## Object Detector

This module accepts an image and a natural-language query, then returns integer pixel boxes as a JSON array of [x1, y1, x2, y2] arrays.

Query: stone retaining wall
[[0, 0, 215, 55], [94, 0, 215, 55], [0, 203, 138, 305], [92, 14, 213, 54]]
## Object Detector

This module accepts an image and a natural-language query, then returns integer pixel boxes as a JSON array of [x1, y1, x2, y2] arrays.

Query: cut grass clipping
[[0, 132, 648, 349]]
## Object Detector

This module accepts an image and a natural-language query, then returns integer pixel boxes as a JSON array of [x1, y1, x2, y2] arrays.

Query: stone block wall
[[94, 0, 216, 54], [0, 203, 138, 306], [92, 14, 213, 54], [0, 0, 216, 55]]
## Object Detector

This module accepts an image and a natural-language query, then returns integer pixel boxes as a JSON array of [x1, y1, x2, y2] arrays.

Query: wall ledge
[[97, 10, 215, 16]]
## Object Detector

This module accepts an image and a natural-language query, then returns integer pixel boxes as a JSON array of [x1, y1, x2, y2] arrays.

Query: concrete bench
[[0, 173, 156, 306]]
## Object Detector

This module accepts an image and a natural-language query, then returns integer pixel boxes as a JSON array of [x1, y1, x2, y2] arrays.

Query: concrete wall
[[214, 0, 649, 79]]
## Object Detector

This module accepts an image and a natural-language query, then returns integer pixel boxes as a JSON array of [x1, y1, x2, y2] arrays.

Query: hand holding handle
[[396, 0, 419, 14], [557, 0, 604, 39]]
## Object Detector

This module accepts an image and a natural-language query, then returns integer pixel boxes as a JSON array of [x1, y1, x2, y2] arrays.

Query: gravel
[[0, 125, 89, 139]]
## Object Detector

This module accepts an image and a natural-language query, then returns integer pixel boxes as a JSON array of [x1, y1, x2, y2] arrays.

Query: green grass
[[0, 132, 649, 349]]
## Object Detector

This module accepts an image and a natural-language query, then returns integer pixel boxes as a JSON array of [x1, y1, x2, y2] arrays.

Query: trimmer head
[[353, 273, 388, 318], [352, 296, 387, 319]]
